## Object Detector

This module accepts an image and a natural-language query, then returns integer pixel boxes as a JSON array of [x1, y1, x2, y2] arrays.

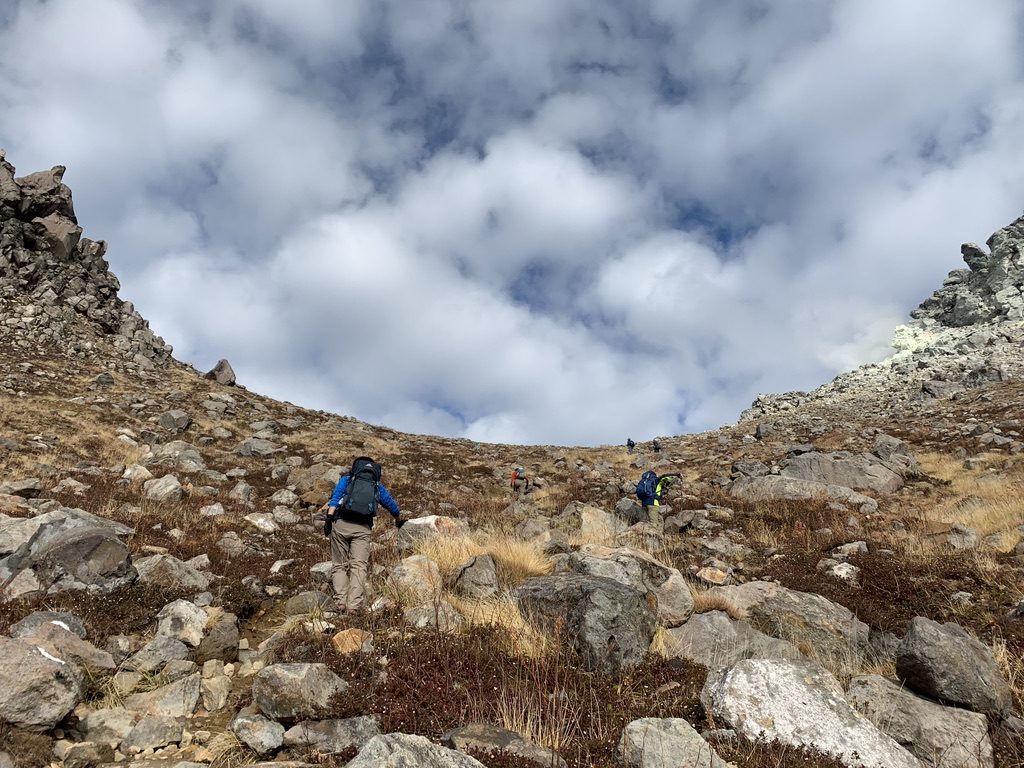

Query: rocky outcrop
[[253, 663, 348, 722], [847, 675, 993, 768], [741, 214, 1024, 423], [0, 150, 173, 368], [514, 573, 657, 673], [706, 581, 870, 672], [661, 610, 803, 670], [896, 617, 1013, 715], [702, 659, 921, 768], [0, 636, 83, 730], [561, 544, 694, 627]]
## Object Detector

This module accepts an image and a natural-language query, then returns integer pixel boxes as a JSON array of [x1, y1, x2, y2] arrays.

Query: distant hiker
[[511, 466, 530, 498], [626, 438, 636, 454], [635, 470, 680, 531], [652, 439, 661, 453], [324, 456, 404, 613]]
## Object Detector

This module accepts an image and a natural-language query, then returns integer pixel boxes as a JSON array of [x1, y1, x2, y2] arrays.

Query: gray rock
[[156, 599, 208, 647], [707, 581, 869, 673], [452, 554, 499, 599], [847, 675, 993, 768], [235, 438, 282, 458], [125, 636, 189, 673], [702, 659, 920, 768], [0, 478, 41, 498], [124, 674, 201, 718], [514, 573, 656, 673], [143, 474, 183, 503], [231, 713, 285, 755], [134, 553, 210, 591], [443, 722, 567, 767], [282, 716, 381, 753], [896, 617, 1013, 715], [780, 451, 905, 494], [21, 622, 115, 673], [158, 409, 192, 433], [661, 610, 803, 670], [347, 733, 486, 767], [387, 555, 443, 604], [9, 611, 86, 639], [617, 717, 728, 768], [122, 714, 184, 752], [205, 358, 237, 386], [80, 707, 137, 748], [0, 636, 83, 730], [194, 610, 239, 664], [284, 590, 333, 616], [253, 663, 348, 721], [729, 475, 879, 512], [565, 544, 694, 627]]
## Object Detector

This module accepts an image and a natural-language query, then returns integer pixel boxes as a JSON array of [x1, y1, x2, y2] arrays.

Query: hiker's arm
[[327, 476, 349, 510], [377, 484, 401, 517]]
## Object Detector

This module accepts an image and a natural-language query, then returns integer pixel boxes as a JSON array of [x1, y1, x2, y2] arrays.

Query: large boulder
[[0, 636, 83, 730], [205, 358, 237, 386], [617, 718, 729, 768], [706, 581, 869, 673], [702, 659, 920, 768], [0, 507, 135, 599], [729, 475, 878, 512], [22, 622, 115, 674], [347, 733, 486, 767], [661, 610, 803, 670], [514, 573, 656, 673], [780, 451, 904, 494], [896, 617, 1013, 715], [564, 544, 694, 627], [847, 675, 993, 768], [253, 664, 348, 721]]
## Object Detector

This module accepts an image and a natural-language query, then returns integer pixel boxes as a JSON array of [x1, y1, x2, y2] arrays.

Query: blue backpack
[[635, 470, 658, 502]]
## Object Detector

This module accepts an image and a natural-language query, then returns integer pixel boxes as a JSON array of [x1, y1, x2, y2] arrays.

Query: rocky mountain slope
[[0, 152, 1022, 768]]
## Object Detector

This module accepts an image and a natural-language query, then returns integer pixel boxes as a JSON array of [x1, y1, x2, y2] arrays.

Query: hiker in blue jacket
[[324, 457, 403, 613]]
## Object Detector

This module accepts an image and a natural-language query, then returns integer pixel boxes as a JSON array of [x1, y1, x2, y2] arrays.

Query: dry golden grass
[[992, 635, 1024, 711], [909, 452, 1024, 553], [447, 595, 553, 657], [414, 532, 552, 588], [688, 583, 745, 620]]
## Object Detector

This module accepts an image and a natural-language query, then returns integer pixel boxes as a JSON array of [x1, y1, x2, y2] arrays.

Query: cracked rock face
[[0, 149, 173, 369], [742, 213, 1024, 424]]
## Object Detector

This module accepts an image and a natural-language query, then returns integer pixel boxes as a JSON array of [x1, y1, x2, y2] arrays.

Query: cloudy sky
[[2, 1, 1023, 445]]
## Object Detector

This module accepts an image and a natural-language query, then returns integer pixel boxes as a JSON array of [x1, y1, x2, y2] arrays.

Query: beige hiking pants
[[329, 518, 373, 610]]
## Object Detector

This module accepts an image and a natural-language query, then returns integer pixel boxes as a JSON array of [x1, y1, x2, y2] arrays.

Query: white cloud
[[2, 0, 1023, 444]]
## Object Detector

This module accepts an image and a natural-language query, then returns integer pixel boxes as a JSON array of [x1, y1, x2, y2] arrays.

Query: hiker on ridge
[[510, 466, 530, 498], [324, 456, 404, 614], [626, 438, 636, 454]]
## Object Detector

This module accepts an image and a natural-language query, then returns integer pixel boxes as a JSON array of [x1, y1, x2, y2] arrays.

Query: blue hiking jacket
[[328, 474, 401, 517]]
